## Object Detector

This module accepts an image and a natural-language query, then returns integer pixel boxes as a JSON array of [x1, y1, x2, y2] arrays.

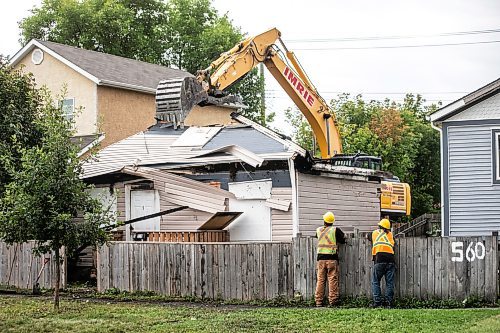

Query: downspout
[[430, 120, 445, 236], [288, 157, 299, 237]]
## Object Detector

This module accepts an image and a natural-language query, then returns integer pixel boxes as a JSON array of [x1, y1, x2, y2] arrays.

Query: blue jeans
[[371, 262, 395, 305]]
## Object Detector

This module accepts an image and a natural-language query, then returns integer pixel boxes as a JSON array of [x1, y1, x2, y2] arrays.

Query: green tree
[[333, 93, 440, 217], [0, 57, 43, 195], [0, 75, 113, 309], [284, 107, 314, 152], [19, 0, 266, 122], [285, 94, 441, 217], [19, 0, 169, 64], [163, 0, 266, 122]]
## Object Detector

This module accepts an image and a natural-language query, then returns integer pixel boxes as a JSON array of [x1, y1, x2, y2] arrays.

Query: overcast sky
[[1, 0, 500, 133]]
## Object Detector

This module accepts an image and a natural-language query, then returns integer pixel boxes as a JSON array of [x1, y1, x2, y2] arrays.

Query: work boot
[[328, 299, 339, 307]]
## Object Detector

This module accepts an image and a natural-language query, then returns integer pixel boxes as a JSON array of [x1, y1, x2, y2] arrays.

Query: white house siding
[[159, 196, 212, 231], [446, 124, 500, 235], [121, 167, 232, 231], [297, 173, 380, 236], [270, 187, 293, 241], [114, 180, 212, 232]]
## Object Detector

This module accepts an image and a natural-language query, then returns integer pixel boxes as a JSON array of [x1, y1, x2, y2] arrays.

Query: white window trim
[[60, 98, 75, 120]]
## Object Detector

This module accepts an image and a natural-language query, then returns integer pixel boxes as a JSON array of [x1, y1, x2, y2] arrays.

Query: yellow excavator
[[155, 28, 411, 217]]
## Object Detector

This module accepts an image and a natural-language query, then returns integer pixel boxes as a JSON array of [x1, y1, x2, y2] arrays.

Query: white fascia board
[[9, 42, 35, 65], [10, 40, 100, 84], [429, 99, 466, 123], [265, 198, 291, 211], [77, 134, 105, 157], [80, 165, 122, 179], [224, 146, 265, 167], [99, 79, 156, 94], [193, 145, 265, 167]]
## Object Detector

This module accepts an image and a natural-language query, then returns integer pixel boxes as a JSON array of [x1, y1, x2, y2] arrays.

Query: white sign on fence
[[451, 241, 486, 262]]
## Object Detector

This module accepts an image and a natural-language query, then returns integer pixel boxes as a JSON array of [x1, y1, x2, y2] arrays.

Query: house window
[[60, 98, 74, 122], [494, 130, 500, 184]]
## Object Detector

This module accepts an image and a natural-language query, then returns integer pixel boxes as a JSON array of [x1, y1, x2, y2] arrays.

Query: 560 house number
[[451, 242, 486, 262]]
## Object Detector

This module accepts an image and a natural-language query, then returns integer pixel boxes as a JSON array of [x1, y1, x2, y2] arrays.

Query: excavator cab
[[329, 153, 382, 170]]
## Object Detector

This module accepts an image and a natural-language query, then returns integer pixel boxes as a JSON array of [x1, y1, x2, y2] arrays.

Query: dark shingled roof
[[71, 135, 98, 150], [37, 40, 191, 92], [202, 127, 288, 154]]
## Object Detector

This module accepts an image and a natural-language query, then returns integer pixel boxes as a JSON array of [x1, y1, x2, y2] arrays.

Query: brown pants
[[315, 260, 339, 305]]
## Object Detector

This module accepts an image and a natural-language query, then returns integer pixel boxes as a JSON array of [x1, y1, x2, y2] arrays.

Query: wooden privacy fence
[[97, 236, 498, 302], [98, 241, 293, 300], [0, 242, 66, 290]]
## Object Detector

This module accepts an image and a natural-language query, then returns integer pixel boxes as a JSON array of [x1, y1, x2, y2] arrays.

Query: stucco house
[[10, 39, 190, 149], [430, 77, 500, 236]]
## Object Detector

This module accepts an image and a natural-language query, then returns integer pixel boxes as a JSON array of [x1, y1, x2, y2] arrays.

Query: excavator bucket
[[155, 77, 207, 128], [156, 77, 244, 128]]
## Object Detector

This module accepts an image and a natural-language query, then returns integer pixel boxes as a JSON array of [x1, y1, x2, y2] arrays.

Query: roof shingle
[[36, 40, 191, 92]]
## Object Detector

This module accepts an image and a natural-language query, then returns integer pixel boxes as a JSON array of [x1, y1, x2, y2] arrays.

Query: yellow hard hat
[[378, 218, 391, 230], [323, 211, 335, 224]]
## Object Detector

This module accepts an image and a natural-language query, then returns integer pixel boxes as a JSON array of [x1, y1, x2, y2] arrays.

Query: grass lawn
[[0, 296, 499, 333]]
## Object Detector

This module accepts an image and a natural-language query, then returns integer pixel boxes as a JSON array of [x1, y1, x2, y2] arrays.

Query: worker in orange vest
[[370, 218, 396, 308], [315, 211, 345, 307]]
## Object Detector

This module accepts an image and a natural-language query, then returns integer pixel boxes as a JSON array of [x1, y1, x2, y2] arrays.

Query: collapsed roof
[[81, 113, 306, 180]]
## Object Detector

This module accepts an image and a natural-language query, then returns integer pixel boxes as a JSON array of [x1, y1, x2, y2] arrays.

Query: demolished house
[[82, 105, 382, 244]]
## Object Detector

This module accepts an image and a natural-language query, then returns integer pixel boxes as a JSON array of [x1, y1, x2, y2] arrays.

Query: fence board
[[217, 244, 224, 299], [441, 237, 450, 299], [206, 244, 212, 299], [399, 238, 407, 297], [477, 238, 486, 298], [236, 245, 242, 300], [414, 238, 422, 299], [247, 244, 255, 299], [485, 236, 497, 300], [420, 238, 428, 299], [434, 237, 443, 298], [425, 237, 433, 300]]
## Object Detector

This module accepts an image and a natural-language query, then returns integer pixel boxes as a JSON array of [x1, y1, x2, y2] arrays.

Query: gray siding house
[[430, 78, 500, 236]]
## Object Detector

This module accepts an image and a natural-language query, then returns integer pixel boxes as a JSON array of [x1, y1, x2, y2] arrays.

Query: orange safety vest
[[371, 229, 394, 255], [316, 226, 337, 255]]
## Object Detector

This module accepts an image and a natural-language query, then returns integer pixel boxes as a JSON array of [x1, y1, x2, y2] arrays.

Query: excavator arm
[[157, 28, 342, 158], [201, 28, 342, 158]]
